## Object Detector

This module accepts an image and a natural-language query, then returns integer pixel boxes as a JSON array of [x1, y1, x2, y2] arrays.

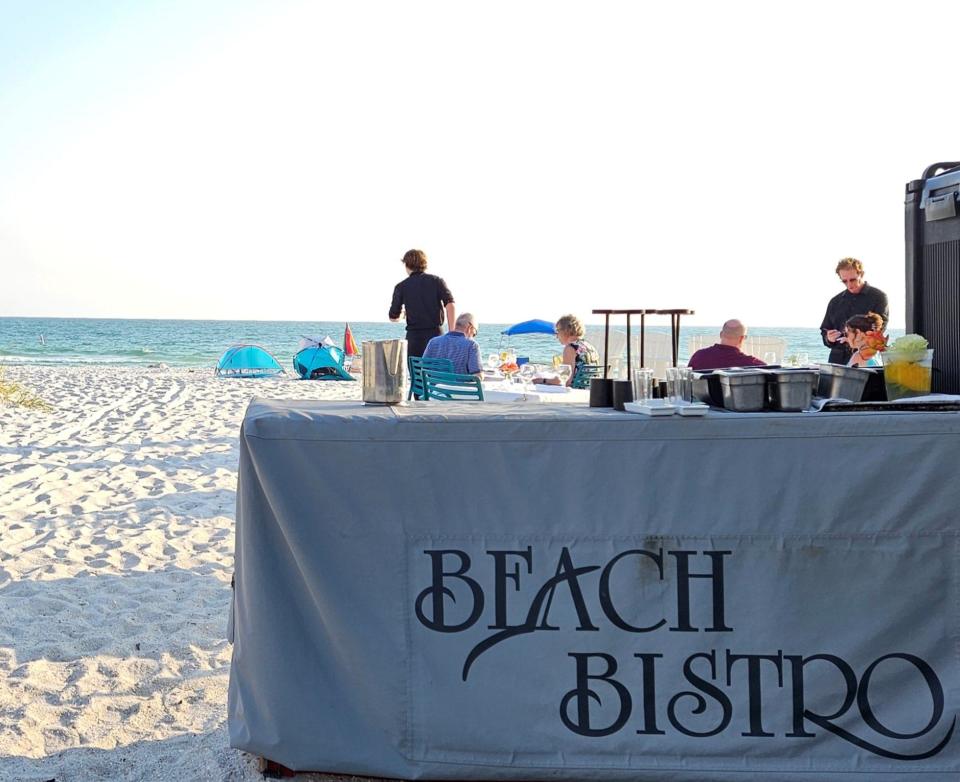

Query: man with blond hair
[[688, 319, 766, 370], [422, 313, 483, 376], [820, 257, 888, 365]]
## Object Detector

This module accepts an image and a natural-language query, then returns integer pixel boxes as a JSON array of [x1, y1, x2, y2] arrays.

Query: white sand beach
[[0, 366, 385, 781]]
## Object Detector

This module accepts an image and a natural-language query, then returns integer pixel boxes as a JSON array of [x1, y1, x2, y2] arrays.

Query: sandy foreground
[[0, 365, 392, 782]]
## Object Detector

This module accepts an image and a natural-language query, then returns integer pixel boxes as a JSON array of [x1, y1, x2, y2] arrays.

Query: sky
[[2, 0, 959, 327]]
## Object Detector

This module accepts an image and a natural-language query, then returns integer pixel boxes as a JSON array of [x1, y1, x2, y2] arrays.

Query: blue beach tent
[[501, 319, 556, 336], [293, 345, 356, 381], [215, 344, 285, 378]]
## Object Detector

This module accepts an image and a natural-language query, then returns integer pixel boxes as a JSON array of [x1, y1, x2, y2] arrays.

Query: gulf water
[[0, 318, 904, 369]]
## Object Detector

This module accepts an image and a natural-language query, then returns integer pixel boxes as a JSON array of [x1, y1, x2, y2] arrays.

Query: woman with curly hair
[[554, 314, 600, 386], [844, 312, 885, 368]]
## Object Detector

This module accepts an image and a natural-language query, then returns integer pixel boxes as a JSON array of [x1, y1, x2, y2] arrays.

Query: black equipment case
[[905, 161, 960, 393]]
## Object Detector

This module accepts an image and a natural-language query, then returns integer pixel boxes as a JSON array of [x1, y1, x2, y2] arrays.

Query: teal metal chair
[[571, 363, 603, 389], [408, 356, 454, 400], [421, 368, 485, 401]]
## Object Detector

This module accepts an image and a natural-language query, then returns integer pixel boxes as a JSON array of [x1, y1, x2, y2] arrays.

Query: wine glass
[[796, 351, 809, 367], [763, 351, 778, 366], [487, 352, 500, 370], [555, 365, 572, 386], [519, 363, 536, 390]]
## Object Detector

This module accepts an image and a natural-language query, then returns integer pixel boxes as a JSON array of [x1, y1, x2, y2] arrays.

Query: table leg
[[671, 314, 680, 366], [640, 313, 646, 368], [625, 313, 632, 377], [603, 313, 610, 378]]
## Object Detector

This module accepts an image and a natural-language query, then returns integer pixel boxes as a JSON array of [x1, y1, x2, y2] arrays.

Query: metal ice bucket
[[362, 339, 407, 404]]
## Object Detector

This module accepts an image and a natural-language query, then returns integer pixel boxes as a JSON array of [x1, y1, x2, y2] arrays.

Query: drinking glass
[[487, 353, 500, 370], [666, 367, 681, 404], [796, 351, 809, 367], [763, 351, 778, 366], [519, 363, 536, 390], [632, 369, 653, 403], [552, 355, 562, 369], [679, 367, 693, 403], [555, 365, 572, 386]]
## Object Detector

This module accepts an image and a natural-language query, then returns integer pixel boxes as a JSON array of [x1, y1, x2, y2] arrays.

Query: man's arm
[[389, 283, 403, 323], [437, 277, 455, 332], [820, 303, 837, 348], [875, 289, 890, 331], [467, 341, 483, 376]]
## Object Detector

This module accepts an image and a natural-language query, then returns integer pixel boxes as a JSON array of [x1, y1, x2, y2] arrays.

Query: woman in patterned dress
[[554, 314, 600, 387]]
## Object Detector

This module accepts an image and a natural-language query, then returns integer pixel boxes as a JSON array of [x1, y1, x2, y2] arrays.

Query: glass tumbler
[[666, 367, 681, 404], [632, 369, 653, 403], [679, 367, 693, 403]]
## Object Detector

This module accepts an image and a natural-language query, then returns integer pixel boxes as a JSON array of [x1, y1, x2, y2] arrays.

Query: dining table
[[479, 378, 589, 404]]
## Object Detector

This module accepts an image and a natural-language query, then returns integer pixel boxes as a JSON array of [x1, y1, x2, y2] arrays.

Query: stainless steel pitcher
[[362, 339, 407, 404]]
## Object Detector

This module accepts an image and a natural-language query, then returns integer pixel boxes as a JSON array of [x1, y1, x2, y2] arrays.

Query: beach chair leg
[[257, 756, 297, 778]]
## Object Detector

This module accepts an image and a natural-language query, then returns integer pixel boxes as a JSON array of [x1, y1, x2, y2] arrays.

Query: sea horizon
[[0, 316, 906, 370]]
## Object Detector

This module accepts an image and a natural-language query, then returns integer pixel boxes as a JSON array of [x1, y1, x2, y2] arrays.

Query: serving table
[[229, 400, 960, 781]]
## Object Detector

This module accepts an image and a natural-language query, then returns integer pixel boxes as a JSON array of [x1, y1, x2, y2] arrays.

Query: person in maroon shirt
[[688, 319, 767, 371]]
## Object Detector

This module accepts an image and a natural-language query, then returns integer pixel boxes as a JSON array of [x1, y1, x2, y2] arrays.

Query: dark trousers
[[406, 328, 442, 358]]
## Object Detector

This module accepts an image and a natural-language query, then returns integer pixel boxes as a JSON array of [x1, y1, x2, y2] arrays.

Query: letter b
[[560, 653, 632, 737], [415, 549, 484, 632]]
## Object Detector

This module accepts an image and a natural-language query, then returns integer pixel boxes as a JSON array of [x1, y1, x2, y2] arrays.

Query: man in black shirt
[[820, 257, 889, 364], [389, 249, 456, 357]]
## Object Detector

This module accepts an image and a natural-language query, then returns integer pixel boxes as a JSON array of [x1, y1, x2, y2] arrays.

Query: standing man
[[422, 313, 483, 376], [688, 319, 766, 370], [389, 249, 456, 358], [820, 258, 889, 365]]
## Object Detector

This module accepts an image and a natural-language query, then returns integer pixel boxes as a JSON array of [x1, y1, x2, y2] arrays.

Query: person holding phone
[[820, 257, 888, 364]]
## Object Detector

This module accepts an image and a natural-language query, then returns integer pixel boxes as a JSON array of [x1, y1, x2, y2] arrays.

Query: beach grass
[[0, 366, 53, 411]]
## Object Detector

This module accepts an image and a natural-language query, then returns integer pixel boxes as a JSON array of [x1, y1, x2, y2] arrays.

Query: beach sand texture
[[0, 366, 393, 781]]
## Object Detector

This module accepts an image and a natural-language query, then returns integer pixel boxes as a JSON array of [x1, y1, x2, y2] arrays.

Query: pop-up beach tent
[[215, 345, 285, 378], [293, 344, 355, 381]]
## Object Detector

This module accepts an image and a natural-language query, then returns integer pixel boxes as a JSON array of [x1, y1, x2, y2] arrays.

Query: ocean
[[0, 318, 905, 370]]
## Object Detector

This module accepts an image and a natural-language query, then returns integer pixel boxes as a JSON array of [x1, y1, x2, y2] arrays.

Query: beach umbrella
[[344, 323, 360, 356], [501, 319, 556, 336]]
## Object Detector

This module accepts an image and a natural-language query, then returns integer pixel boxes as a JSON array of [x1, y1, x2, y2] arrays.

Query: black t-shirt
[[389, 272, 454, 331], [819, 283, 889, 364]]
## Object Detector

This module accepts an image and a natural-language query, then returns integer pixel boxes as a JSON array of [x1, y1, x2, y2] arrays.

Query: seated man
[[422, 313, 483, 376], [688, 319, 766, 371]]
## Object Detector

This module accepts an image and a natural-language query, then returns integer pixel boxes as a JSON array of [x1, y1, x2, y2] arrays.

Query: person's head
[[844, 312, 883, 348], [836, 257, 866, 294], [402, 249, 428, 274], [555, 314, 585, 345], [454, 312, 478, 338], [718, 318, 748, 347]]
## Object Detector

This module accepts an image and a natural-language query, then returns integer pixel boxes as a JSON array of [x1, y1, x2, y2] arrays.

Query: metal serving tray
[[717, 369, 768, 412]]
